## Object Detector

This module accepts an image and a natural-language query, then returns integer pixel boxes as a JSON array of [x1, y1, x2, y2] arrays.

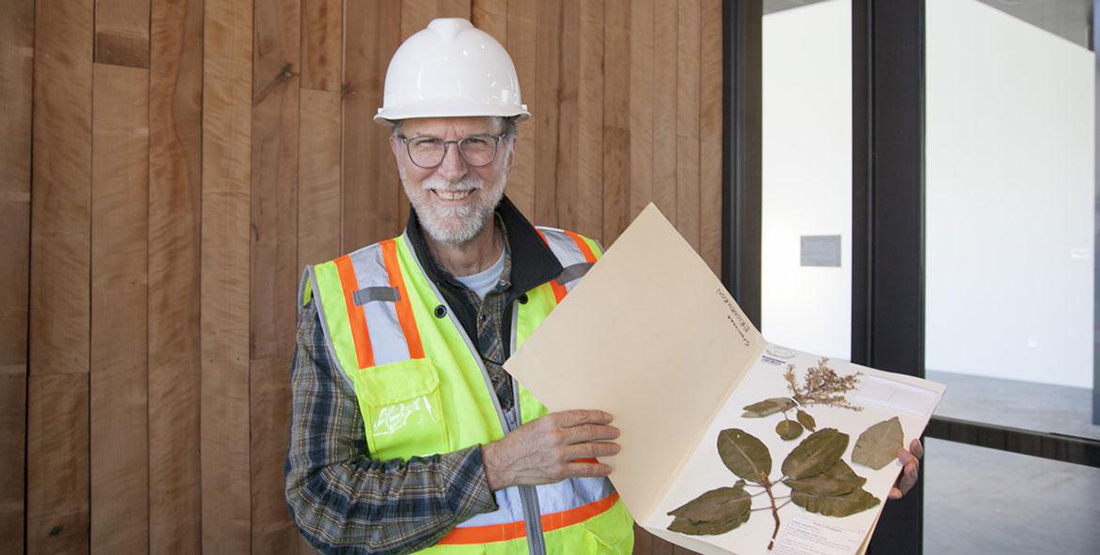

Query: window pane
[[761, 0, 852, 360], [925, 0, 1098, 439], [924, 438, 1100, 554]]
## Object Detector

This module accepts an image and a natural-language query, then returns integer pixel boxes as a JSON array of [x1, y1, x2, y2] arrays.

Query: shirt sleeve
[[284, 300, 498, 555]]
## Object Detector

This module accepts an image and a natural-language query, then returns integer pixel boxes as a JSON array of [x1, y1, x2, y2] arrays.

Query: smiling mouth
[[433, 189, 475, 201]]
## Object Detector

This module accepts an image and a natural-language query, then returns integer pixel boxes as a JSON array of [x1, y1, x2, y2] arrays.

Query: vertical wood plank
[[699, 0, 723, 274], [149, 0, 203, 552], [251, 0, 302, 551], [398, 0, 438, 231], [27, 0, 94, 550], [95, 0, 151, 68], [554, 0, 579, 231], [90, 62, 150, 555], [676, 0, 700, 250], [344, 0, 401, 250], [299, 89, 344, 268], [301, 0, 342, 92], [202, 0, 253, 552], [0, 0, 33, 550], [653, 0, 678, 221], [534, 0, 562, 227], [438, 0, 472, 19], [506, 0, 537, 219], [629, 0, 655, 220], [602, 0, 630, 245], [26, 377, 89, 555], [472, 0, 507, 41], [575, 0, 604, 241]]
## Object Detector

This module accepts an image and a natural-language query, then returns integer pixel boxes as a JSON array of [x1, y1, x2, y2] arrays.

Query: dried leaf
[[776, 419, 804, 441], [667, 481, 752, 536], [741, 397, 797, 418], [852, 416, 904, 470], [791, 487, 880, 517], [781, 428, 849, 480], [796, 409, 816, 432], [717, 428, 772, 484], [784, 460, 866, 496]]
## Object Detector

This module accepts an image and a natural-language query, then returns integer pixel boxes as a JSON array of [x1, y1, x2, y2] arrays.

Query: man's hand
[[888, 439, 923, 500], [482, 410, 621, 491]]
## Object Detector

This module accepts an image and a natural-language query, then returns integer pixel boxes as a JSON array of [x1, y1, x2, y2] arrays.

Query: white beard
[[406, 173, 506, 246]]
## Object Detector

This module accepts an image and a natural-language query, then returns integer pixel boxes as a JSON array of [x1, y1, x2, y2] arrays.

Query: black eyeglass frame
[[397, 133, 508, 169]]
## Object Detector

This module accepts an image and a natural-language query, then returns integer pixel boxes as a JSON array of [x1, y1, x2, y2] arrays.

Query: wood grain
[[202, 0, 253, 552], [472, 0, 507, 42], [506, 0, 537, 219], [301, 0, 342, 92], [343, 0, 401, 251], [602, 0, 630, 245], [90, 62, 150, 555], [534, 0, 562, 227], [299, 88, 343, 268], [26, 377, 89, 555], [149, 0, 203, 551], [630, 0, 655, 220], [574, 0, 604, 241], [251, 1, 301, 551], [554, 0, 579, 231], [653, 0, 678, 222], [699, 0, 723, 274], [437, 0, 472, 18], [0, 0, 33, 549], [676, 0, 700, 250], [27, 0, 93, 551], [398, 0, 437, 231], [94, 0, 151, 68]]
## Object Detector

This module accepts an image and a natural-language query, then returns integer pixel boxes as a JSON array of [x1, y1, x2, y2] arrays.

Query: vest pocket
[[355, 357, 449, 459]]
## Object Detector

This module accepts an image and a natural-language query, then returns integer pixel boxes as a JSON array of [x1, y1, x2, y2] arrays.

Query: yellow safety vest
[[299, 226, 634, 555]]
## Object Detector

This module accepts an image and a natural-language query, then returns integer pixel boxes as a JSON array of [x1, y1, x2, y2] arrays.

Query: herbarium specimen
[[667, 428, 880, 550], [741, 358, 863, 440]]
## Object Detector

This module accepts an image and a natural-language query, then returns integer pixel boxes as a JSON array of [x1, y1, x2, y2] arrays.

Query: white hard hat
[[374, 18, 530, 124]]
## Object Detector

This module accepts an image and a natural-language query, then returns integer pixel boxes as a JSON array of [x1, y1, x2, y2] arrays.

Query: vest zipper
[[510, 303, 547, 555], [403, 236, 548, 554]]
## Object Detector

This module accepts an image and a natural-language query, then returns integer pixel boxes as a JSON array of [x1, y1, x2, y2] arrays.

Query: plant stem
[[764, 479, 781, 550]]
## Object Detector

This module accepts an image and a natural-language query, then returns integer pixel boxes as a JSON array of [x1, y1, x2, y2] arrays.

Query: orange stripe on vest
[[381, 239, 425, 359], [335, 255, 375, 368], [436, 493, 620, 545]]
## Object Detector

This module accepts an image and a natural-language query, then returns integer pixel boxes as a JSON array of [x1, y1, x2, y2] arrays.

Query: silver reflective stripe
[[536, 227, 592, 293], [353, 286, 400, 306], [348, 245, 411, 366], [557, 262, 593, 285]]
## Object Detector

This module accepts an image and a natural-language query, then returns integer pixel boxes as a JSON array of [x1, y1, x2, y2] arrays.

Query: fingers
[[561, 461, 614, 479], [561, 423, 620, 444], [888, 487, 903, 500], [553, 409, 614, 427], [563, 441, 621, 460], [909, 439, 924, 459]]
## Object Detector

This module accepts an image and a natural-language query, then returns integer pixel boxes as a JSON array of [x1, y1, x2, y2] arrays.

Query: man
[[285, 17, 921, 555]]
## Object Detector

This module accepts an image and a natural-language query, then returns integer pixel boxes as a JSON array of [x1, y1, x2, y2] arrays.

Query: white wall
[[925, 0, 1095, 388], [761, 0, 852, 360], [761, 0, 1095, 388]]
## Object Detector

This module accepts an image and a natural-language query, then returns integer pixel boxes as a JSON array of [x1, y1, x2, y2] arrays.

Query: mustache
[[422, 176, 483, 192]]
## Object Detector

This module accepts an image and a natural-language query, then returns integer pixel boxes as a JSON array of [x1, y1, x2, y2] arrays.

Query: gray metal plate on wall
[[800, 235, 841, 267]]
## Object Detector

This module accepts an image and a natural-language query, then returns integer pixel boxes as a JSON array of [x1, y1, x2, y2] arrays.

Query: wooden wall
[[0, 0, 722, 553]]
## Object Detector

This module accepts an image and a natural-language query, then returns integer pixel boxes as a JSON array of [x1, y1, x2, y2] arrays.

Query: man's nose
[[436, 142, 468, 182]]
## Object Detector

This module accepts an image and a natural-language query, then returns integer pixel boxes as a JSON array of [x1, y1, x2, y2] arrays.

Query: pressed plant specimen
[[741, 358, 863, 440]]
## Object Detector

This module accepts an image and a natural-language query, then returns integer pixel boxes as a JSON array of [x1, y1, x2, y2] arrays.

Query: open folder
[[505, 204, 944, 555]]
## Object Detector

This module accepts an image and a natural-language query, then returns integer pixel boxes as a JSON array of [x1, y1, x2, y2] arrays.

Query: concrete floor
[[923, 371, 1100, 554]]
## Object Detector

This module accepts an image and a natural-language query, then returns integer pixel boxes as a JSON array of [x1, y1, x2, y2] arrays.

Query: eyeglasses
[[398, 133, 506, 169]]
